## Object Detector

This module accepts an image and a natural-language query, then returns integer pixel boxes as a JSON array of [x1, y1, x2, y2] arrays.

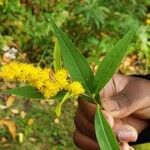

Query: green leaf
[[93, 26, 136, 98], [50, 19, 94, 96], [53, 39, 62, 71], [2, 86, 67, 100], [95, 105, 119, 150], [2, 86, 44, 99], [55, 92, 71, 117]]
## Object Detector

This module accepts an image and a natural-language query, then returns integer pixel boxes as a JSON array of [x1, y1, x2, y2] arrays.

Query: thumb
[[101, 77, 150, 118], [101, 93, 132, 118]]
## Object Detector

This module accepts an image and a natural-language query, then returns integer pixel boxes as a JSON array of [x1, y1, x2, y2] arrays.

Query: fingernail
[[118, 130, 134, 142]]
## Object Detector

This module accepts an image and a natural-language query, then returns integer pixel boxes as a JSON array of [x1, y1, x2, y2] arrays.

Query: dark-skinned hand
[[73, 74, 150, 150]]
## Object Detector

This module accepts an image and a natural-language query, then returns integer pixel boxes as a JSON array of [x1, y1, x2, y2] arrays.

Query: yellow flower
[[68, 81, 85, 95], [18, 64, 42, 82], [54, 69, 69, 89], [32, 68, 52, 89], [0, 62, 20, 80], [0, 62, 85, 98], [41, 84, 59, 98]]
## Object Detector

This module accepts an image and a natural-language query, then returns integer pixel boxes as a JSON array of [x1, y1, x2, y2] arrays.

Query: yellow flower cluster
[[68, 81, 85, 95], [0, 62, 85, 98]]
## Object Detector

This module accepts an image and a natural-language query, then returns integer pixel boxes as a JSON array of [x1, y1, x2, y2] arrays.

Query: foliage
[[0, 0, 150, 71]]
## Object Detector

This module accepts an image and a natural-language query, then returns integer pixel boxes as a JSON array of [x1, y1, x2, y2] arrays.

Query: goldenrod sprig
[[0, 62, 85, 98]]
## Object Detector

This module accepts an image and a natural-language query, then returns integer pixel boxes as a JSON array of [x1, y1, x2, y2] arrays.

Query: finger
[[78, 99, 114, 127], [120, 142, 131, 150], [112, 116, 148, 143], [101, 77, 150, 118], [74, 107, 115, 141], [74, 108, 96, 140], [122, 116, 148, 134], [113, 120, 138, 142], [133, 106, 150, 119], [100, 74, 129, 98], [73, 129, 99, 150], [117, 125, 138, 142], [102, 110, 114, 128], [78, 99, 96, 123]]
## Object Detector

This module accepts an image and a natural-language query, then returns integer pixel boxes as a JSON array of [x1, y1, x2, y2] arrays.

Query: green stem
[[80, 94, 98, 105]]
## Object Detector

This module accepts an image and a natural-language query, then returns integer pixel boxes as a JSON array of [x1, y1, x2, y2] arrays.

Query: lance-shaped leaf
[[53, 39, 62, 71], [50, 19, 94, 96], [95, 105, 119, 150], [55, 92, 71, 117], [2, 86, 67, 100], [3, 86, 44, 99], [93, 26, 136, 98]]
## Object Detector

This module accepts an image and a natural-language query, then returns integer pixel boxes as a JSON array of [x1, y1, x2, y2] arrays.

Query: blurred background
[[0, 0, 150, 149]]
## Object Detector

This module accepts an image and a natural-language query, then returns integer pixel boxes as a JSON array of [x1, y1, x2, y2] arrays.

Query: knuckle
[[120, 92, 131, 106], [117, 91, 132, 112]]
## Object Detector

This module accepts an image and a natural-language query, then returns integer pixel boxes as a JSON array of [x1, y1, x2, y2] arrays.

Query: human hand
[[73, 74, 150, 150]]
